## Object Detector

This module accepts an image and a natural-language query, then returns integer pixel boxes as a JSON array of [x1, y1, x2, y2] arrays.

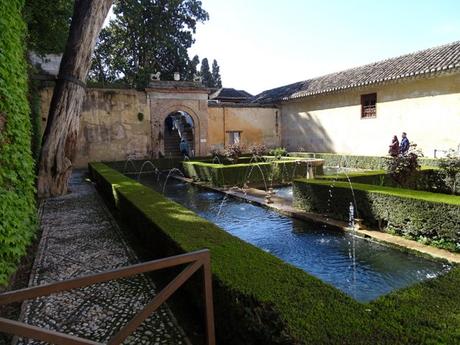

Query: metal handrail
[[0, 249, 215, 345]]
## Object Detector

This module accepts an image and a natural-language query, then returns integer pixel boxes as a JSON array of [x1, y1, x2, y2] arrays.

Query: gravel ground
[[12, 170, 190, 345]]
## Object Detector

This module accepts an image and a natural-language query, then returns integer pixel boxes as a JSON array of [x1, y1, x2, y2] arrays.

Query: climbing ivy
[[0, 0, 37, 285]]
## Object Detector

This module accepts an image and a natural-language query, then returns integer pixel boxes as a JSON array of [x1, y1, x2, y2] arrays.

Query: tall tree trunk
[[37, 0, 112, 197]]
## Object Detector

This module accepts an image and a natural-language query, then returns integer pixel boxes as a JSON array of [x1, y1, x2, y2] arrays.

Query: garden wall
[[0, 0, 37, 285], [293, 179, 460, 251]]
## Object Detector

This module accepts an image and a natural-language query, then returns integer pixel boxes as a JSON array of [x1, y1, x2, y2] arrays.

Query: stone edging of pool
[[174, 176, 460, 264]]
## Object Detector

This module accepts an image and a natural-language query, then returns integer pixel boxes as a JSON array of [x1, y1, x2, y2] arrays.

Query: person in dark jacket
[[399, 132, 410, 154], [179, 138, 189, 157], [388, 135, 399, 157]]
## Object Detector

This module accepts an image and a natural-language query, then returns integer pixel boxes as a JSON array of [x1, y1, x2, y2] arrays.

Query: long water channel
[[139, 174, 450, 302]]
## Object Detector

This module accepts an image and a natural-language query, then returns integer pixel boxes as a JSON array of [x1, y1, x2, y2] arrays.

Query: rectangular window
[[227, 131, 241, 145], [361, 93, 377, 119]]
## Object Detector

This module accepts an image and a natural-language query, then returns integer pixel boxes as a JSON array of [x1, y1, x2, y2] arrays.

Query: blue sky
[[188, 0, 460, 94]]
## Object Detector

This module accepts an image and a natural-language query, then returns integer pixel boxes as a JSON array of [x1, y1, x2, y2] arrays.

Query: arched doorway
[[164, 111, 195, 157]]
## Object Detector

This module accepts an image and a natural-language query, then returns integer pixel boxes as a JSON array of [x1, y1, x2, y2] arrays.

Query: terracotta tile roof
[[252, 40, 460, 104]]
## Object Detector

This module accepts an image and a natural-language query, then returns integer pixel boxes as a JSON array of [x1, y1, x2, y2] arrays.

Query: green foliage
[[89, 0, 209, 88], [90, 163, 460, 344], [28, 76, 42, 162], [319, 168, 453, 194], [23, 0, 73, 55], [438, 149, 460, 195], [223, 143, 242, 161], [293, 179, 460, 251], [0, 0, 37, 285], [137, 112, 144, 122], [290, 152, 440, 170], [211, 59, 222, 88], [200, 57, 213, 87], [186, 54, 201, 80], [183, 158, 318, 187], [248, 144, 269, 156], [269, 147, 288, 159], [384, 144, 422, 187]]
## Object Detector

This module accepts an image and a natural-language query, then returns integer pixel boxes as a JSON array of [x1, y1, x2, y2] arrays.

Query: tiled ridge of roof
[[211, 87, 253, 99], [252, 40, 460, 104]]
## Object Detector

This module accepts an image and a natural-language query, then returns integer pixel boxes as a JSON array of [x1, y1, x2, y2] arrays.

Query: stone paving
[[14, 171, 190, 345]]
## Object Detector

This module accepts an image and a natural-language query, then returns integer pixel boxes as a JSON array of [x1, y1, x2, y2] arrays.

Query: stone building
[[38, 40, 460, 167], [253, 40, 460, 156]]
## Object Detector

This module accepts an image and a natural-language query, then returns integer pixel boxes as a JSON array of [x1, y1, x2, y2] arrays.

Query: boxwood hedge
[[290, 152, 440, 169], [318, 168, 454, 194], [293, 179, 460, 250], [0, 0, 37, 285], [182, 158, 322, 187], [90, 163, 460, 345]]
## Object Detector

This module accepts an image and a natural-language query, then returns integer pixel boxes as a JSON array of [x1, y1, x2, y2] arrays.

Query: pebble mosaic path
[[14, 171, 190, 345]]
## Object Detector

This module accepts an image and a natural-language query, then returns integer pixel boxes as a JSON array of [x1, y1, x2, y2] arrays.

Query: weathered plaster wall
[[208, 105, 280, 150], [40, 88, 151, 168], [280, 73, 460, 156]]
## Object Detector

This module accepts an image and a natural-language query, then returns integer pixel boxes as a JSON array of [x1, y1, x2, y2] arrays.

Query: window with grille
[[361, 93, 377, 119]]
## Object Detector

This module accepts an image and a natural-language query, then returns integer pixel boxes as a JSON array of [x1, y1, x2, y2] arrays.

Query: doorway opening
[[164, 111, 195, 157]]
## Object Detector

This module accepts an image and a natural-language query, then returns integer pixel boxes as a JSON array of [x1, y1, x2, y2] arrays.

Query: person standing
[[179, 138, 190, 157], [388, 135, 399, 157], [399, 132, 410, 154]]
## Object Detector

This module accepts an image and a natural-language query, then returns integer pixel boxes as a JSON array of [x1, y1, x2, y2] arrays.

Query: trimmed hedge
[[290, 152, 440, 169], [318, 168, 455, 194], [293, 179, 460, 250], [107, 156, 220, 174], [90, 163, 460, 344], [0, 0, 37, 285], [182, 158, 323, 187]]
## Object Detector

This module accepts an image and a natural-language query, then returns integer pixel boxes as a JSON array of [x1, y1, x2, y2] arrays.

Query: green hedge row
[[0, 0, 37, 285], [290, 152, 440, 169], [293, 179, 460, 250], [182, 158, 323, 187], [317, 168, 455, 194], [90, 163, 460, 344]]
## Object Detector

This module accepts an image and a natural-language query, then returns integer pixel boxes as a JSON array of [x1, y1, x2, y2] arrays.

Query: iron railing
[[0, 249, 215, 345]]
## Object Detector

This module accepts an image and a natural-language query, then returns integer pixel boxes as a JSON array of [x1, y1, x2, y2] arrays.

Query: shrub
[[289, 152, 440, 170], [318, 168, 452, 194], [248, 144, 268, 156], [438, 149, 460, 195], [182, 159, 316, 187], [223, 143, 242, 161], [210, 147, 224, 159], [384, 144, 422, 187], [0, 0, 37, 285], [269, 147, 287, 159], [293, 179, 460, 251]]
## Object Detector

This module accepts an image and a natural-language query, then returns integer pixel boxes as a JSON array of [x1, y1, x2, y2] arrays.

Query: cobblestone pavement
[[14, 171, 190, 345]]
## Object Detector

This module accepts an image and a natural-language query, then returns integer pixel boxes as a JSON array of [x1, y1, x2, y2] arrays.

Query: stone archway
[[147, 82, 209, 158]]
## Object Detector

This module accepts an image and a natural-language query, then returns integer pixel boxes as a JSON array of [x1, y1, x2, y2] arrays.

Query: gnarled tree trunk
[[37, 0, 112, 198]]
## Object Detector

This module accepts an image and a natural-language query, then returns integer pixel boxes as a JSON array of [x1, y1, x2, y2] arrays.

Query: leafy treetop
[[23, 0, 73, 55], [89, 0, 209, 88]]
